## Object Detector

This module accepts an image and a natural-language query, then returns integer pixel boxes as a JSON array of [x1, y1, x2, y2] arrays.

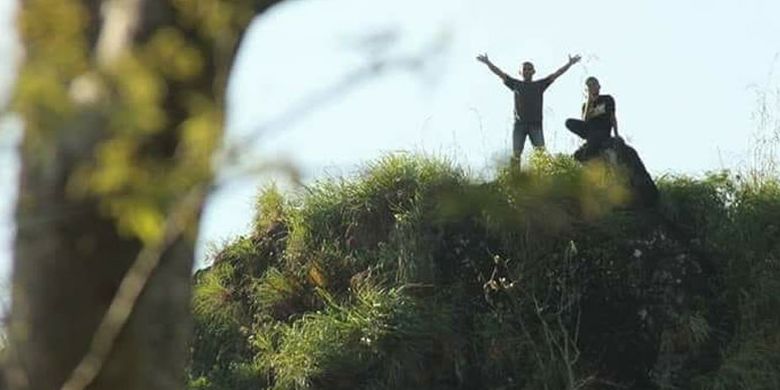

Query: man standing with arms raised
[[477, 53, 581, 163]]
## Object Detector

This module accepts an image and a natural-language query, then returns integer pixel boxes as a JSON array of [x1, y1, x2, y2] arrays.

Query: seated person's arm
[[608, 96, 619, 137], [612, 114, 619, 137]]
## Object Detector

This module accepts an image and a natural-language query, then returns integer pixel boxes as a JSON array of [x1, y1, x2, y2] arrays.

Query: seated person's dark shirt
[[582, 94, 615, 132], [504, 76, 553, 124]]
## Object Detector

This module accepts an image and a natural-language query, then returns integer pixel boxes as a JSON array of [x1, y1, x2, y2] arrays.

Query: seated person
[[566, 77, 619, 161]]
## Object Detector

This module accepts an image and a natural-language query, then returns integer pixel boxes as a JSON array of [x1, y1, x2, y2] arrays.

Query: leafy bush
[[189, 153, 780, 389]]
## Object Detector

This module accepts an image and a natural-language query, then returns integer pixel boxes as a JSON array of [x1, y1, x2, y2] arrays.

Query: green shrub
[[190, 154, 780, 390]]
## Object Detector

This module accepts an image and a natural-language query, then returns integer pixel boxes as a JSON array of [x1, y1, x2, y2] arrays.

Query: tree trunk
[[5, 0, 283, 388]]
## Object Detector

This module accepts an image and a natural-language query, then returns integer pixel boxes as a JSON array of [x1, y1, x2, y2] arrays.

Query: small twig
[[505, 289, 547, 390], [96, 0, 143, 67], [219, 36, 450, 168]]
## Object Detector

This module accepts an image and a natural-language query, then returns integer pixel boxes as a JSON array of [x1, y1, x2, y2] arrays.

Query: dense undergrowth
[[188, 153, 780, 390]]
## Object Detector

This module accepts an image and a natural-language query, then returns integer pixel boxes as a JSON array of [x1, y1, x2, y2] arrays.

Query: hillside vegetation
[[188, 153, 780, 390]]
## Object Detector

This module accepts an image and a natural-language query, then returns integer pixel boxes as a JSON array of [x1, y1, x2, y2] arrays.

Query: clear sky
[[1, 0, 780, 276]]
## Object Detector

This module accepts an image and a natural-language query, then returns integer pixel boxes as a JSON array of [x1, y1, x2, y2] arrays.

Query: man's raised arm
[[476, 53, 509, 81], [547, 54, 581, 81]]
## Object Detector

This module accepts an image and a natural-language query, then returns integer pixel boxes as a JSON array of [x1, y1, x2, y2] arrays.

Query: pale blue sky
[[1, 0, 780, 277]]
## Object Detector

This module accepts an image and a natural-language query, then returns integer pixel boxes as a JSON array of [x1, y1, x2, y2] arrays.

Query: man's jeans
[[513, 121, 545, 158]]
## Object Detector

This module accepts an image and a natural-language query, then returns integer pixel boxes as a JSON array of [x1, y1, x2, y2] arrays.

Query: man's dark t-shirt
[[504, 76, 553, 124], [582, 94, 615, 132]]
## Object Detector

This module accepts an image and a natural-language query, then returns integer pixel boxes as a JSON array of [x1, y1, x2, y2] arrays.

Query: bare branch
[[96, 0, 145, 67], [219, 34, 450, 169], [60, 185, 207, 390]]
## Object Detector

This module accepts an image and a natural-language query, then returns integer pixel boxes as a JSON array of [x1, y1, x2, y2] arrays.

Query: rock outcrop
[[575, 137, 659, 208]]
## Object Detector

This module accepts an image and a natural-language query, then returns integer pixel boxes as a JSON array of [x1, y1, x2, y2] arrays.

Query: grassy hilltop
[[188, 153, 780, 390]]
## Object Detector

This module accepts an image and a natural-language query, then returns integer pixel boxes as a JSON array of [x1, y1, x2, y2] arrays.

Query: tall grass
[[190, 152, 780, 389]]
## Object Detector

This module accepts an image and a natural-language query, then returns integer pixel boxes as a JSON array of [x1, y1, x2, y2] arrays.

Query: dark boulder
[[575, 137, 659, 208]]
